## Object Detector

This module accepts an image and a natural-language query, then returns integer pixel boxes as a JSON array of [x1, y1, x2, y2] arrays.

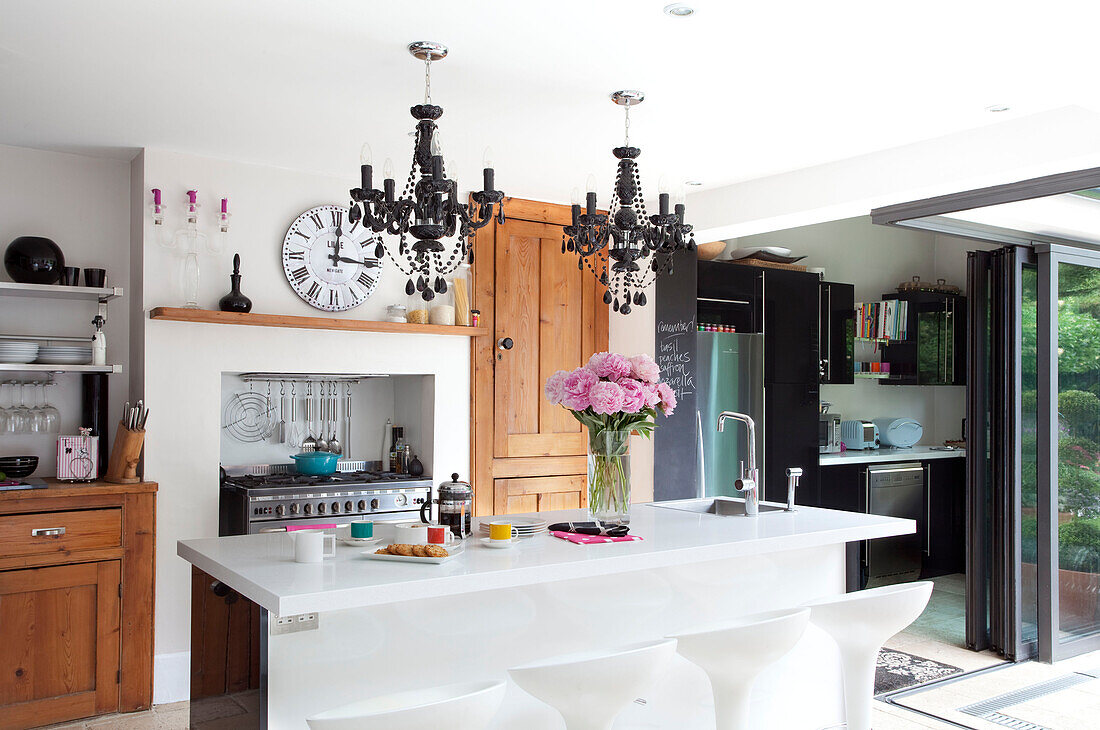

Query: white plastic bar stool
[[669, 607, 811, 730], [508, 638, 677, 730], [804, 581, 933, 730], [305, 679, 506, 730]]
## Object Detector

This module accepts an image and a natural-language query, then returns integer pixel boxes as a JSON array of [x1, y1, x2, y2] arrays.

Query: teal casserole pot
[[291, 451, 339, 475]]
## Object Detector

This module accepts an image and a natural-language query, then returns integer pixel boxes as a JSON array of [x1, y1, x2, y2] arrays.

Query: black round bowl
[[0, 455, 38, 479], [4, 236, 65, 284]]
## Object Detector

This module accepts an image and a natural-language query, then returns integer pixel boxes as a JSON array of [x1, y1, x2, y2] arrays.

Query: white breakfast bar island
[[178, 500, 914, 729]]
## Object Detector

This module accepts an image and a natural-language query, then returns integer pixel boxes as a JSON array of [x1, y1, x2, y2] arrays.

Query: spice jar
[[386, 304, 407, 323]]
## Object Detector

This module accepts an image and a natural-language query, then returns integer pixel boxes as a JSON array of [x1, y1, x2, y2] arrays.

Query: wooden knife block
[[104, 421, 145, 484]]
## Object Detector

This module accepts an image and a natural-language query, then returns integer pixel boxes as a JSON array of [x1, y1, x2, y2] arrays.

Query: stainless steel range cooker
[[220, 465, 432, 535]]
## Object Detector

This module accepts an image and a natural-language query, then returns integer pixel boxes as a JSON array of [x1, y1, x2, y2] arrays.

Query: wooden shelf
[[0, 280, 122, 303], [148, 307, 489, 337]]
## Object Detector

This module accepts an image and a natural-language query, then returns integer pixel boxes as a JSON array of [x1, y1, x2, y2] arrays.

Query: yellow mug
[[488, 521, 518, 541]]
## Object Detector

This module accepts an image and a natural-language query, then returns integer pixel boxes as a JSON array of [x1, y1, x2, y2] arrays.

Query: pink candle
[[221, 197, 228, 214], [187, 190, 198, 205], [152, 188, 161, 206]]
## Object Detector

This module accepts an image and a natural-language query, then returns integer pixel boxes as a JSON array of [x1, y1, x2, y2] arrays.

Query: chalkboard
[[653, 249, 699, 501]]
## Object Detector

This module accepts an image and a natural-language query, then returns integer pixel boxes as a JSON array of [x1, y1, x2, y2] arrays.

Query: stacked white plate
[[36, 345, 92, 365], [0, 341, 39, 364], [479, 516, 549, 539]]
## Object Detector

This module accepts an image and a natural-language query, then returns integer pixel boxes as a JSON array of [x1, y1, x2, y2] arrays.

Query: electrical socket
[[270, 612, 319, 635]]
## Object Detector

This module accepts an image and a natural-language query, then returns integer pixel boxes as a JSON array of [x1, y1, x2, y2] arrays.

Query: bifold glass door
[[1037, 245, 1100, 660]]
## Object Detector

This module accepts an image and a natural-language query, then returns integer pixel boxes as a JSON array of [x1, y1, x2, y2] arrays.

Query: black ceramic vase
[[218, 253, 253, 313], [4, 236, 65, 284]]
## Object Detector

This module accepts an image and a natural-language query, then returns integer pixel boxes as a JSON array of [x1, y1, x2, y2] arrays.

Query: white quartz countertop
[[820, 446, 965, 466], [178, 502, 913, 616]]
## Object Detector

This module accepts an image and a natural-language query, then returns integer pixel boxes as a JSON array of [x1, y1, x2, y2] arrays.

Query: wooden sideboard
[[0, 480, 157, 729]]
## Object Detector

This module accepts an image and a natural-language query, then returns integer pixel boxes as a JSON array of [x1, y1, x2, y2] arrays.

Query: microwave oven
[[819, 413, 842, 454]]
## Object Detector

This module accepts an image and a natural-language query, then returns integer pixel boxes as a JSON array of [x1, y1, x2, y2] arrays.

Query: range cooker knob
[[275, 504, 286, 517], [331, 501, 340, 513], [317, 502, 327, 514], [370, 498, 379, 510], [290, 503, 300, 515], [345, 501, 354, 513], [357, 500, 367, 512], [303, 503, 313, 515]]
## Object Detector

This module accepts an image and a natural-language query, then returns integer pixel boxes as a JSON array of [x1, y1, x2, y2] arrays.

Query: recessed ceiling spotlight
[[985, 104, 1010, 113], [684, 180, 703, 186], [663, 3, 695, 17]]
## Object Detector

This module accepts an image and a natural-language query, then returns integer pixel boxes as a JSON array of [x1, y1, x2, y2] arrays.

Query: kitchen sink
[[651, 496, 787, 516]]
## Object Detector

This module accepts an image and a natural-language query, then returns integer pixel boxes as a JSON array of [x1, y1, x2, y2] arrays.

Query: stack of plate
[[0, 341, 39, 364], [479, 516, 549, 539], [36, 345, 92, 365]]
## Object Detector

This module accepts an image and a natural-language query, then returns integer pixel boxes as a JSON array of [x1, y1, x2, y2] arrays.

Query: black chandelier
[[348, 41, 504, 301], [563, 90, 695, 315]]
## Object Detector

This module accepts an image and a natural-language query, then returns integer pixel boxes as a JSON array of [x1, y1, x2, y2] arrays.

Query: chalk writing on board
[[656, 319, 695, 400]]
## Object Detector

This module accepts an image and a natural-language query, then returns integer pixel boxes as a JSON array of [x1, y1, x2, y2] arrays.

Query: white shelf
[[0, 280, 123, 303], [0, 363, 122, 374]]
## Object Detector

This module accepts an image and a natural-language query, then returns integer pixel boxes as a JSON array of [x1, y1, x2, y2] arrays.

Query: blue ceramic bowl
[[291, 451, 339, 475]]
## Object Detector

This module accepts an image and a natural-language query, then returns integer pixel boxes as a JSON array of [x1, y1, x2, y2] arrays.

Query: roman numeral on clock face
[[307, 281, 321, 301], [291, 266, 310, 283], [285, 249, 305, 260], [308, 212, 324, 230], [331, 210, 342, 227], [293, 229, 310, 240], [329, 288, 340, 307], [357, 272, 375, 288]]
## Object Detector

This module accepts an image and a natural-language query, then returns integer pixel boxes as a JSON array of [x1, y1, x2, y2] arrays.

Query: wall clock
[[282, 204, 382, 311]]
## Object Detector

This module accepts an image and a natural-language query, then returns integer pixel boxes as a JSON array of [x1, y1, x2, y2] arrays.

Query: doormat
[[876, 648, 963, 694]]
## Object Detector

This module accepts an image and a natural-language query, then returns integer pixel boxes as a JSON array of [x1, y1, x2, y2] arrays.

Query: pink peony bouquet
[[544, 351, 676, 438]]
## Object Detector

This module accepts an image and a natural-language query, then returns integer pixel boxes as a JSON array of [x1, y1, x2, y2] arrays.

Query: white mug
[[392, 522, 428, 545], [292, 529, 336, 563]]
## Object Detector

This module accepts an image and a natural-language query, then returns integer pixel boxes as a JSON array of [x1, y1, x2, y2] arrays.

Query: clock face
[[282, 204, 382, 311]]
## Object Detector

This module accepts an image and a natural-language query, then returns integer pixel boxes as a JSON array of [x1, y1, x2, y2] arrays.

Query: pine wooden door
[[472, 198, 608, 516], [0, 561, 121, 730]]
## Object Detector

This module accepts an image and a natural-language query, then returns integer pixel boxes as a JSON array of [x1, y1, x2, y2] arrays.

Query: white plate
[[339, 535, 381, 546], [726, 246, 792, 260], [361, 542, 465, 564], [0, 354, 38, 363], [35, 357, 92, 364], [480, 537, 519, 549]]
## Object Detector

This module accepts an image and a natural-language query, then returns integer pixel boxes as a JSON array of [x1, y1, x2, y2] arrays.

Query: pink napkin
[[550, 530, 643, 545]]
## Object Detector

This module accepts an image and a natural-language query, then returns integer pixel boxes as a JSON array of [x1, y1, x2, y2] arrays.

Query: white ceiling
[[2, 0, 1100, 204]]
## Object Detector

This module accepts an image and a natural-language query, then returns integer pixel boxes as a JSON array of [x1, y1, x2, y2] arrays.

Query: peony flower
[[628, 354, 661, 384], [587, 351, 632, 380], [544, 369, 569, 405], [641, 382, 662, 408], [618, 378, 648, 414], [656, 382, 677, 416], [561, 368, 599, 411], [588, 380, 625, 415]]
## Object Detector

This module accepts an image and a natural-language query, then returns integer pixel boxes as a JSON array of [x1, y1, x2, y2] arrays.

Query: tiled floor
[[885, 573, 1006, 674]]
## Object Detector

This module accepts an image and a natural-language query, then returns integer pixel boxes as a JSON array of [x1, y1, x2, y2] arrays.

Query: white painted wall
[[135, 149, 471, 702], [0, 144, 130, 473]]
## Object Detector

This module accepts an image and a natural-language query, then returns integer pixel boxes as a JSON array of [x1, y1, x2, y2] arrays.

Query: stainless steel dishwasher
[[864, 462, 925, 587]]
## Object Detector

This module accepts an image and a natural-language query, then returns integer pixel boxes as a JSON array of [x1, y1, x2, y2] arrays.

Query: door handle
[[496, 337, 513, 360], [32, 527, 65, 538], [924, 465, 931, 556]]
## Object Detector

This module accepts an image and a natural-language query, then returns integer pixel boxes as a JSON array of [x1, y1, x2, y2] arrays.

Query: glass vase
[[587, 429, 631, 525]]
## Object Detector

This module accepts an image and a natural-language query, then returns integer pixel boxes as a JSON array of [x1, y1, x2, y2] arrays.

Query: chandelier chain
[[424, 58, 432, 104]]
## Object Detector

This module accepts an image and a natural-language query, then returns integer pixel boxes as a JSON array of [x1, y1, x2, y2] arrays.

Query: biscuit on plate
[[424, 545, 449, 558], [393, 543, 415, 556], [374, 546, 391, 555], [413, 545, 429, 557]]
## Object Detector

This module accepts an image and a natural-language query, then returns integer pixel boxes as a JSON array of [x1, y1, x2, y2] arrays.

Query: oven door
[[250, 511, 423, 534]]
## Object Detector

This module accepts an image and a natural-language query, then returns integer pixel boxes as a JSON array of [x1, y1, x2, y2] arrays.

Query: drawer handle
[[31, 527, 66, 538]]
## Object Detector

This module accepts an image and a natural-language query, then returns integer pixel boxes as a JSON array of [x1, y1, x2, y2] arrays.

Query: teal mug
[[349, 520, 374, 539]]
